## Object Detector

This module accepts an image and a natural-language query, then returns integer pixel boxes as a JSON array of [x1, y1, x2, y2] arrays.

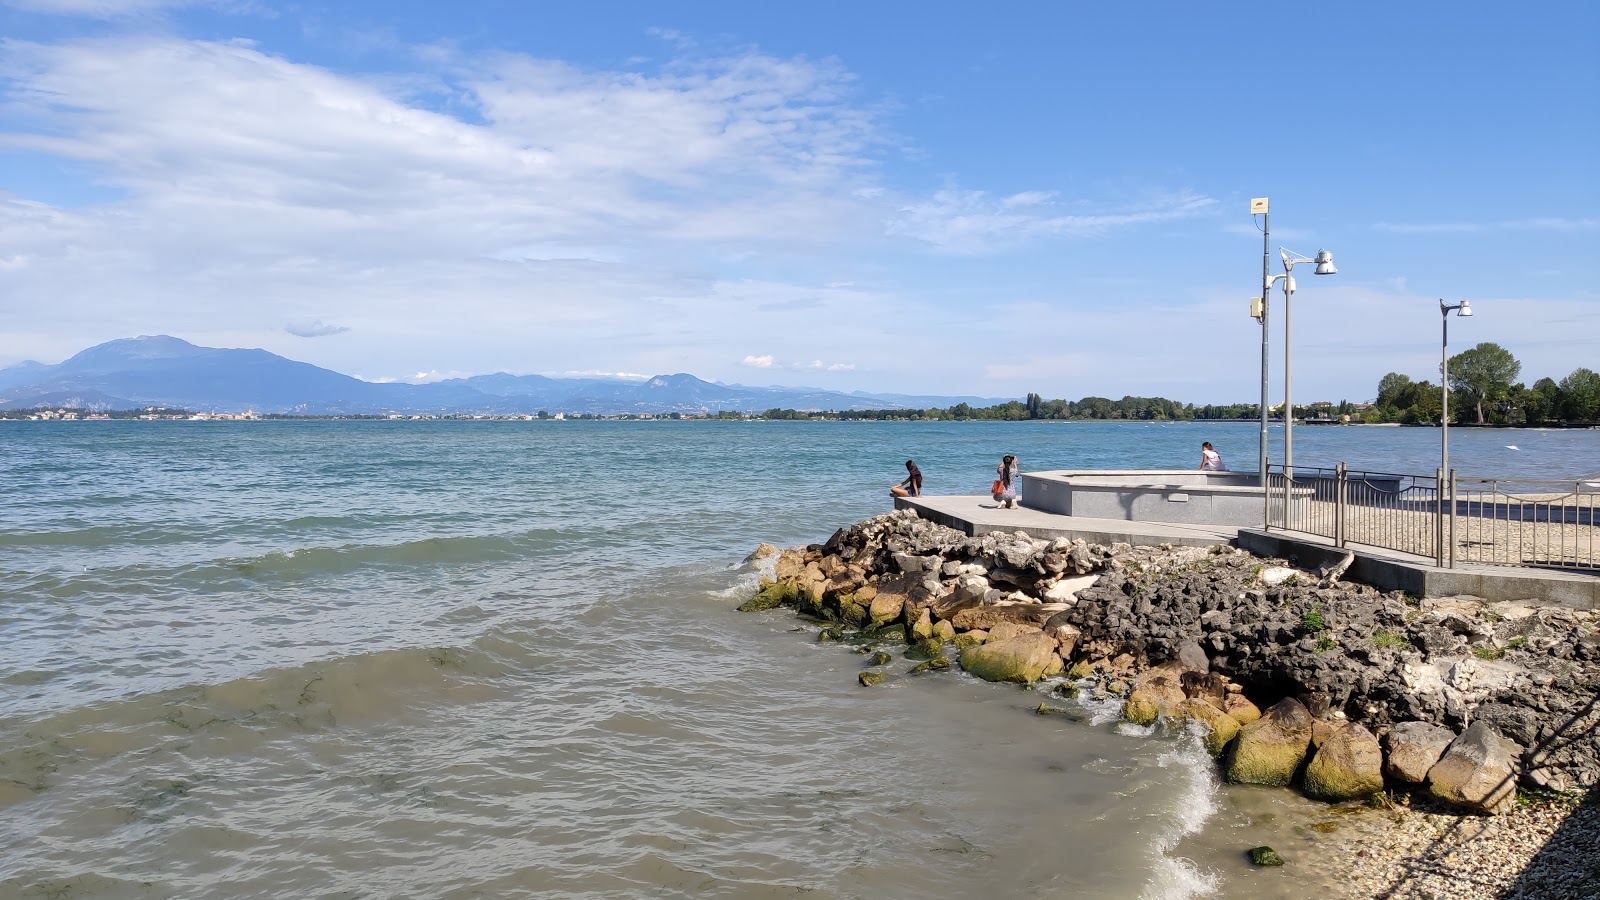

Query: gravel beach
[[1335, 790, 1599, 899]]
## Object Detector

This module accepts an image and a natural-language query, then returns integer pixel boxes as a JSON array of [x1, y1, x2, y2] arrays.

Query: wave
[[0, 643, 516, 811], [1140, 729, 1222, 900], [10, 528, 572, 595]]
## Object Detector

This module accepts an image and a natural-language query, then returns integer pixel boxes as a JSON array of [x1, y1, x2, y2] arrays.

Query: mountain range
[[0, 336, 1007, 416]]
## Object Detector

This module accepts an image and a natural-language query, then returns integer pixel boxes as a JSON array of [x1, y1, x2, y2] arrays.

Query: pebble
[[1330, 792, 1598, 899]]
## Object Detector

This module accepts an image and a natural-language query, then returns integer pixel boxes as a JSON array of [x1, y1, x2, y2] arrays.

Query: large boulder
[[1043, 614, 1081, 658], [959, 632, 1059, 684], [1224, 698, 1314, 787], [1427, 721, 1520, 814], [868, 592, 905, 626], [1224, 694, 1262, 726], [1383, 721, 1457, 784], [1042, 574, 1099, 603], [951, 602, 1056, 631], [1303, 723, 1385, 801], [932, 575, 991, 620], [1123, 667, 1188, 726], [907, 606, 934, 642], [987, 621, 1041, 643], [1181, 697, 1242, 756]]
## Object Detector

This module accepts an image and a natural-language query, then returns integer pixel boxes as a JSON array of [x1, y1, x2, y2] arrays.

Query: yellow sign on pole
[[1250, 197, 1269, 215]]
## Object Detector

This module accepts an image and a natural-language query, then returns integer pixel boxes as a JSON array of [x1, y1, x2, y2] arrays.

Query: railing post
[[1263, 458, 1272, 531], [1447, 468, 1456, 569], [1435, 467, 1446, 568], [1335, 461, 1346, 548]]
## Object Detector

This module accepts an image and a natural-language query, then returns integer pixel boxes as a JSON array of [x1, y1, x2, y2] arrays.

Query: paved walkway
[[895, 494, 1237, 548]]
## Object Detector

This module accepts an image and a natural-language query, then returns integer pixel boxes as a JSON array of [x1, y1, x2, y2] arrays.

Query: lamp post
[[1439, 298, 1473, 479], [1251, 198, 1271, 484], [1268, 247, 1337, 477]]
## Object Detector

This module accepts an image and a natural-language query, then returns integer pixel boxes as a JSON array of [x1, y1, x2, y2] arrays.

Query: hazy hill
[[0, 336, 1007, 415]]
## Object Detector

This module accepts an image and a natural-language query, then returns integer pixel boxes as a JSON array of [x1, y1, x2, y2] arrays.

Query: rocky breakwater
[[741, 510, 1600, 815]]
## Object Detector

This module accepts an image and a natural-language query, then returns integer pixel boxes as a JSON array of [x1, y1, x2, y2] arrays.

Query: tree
[[1403, 380, 1442, 424], [1375, 372, 1413, 408], [1558, 368, 1600, 422], [1448, 342, 1522, 424], [1524, 377, 1559, 424]]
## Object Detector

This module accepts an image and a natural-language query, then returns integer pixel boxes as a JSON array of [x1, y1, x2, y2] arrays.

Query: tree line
[[763, 394, 1272, 422], [1369, 342, 1598, 425]]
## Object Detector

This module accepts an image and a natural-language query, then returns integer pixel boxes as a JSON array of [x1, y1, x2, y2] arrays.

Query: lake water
[[2, 420, 1595, 899]]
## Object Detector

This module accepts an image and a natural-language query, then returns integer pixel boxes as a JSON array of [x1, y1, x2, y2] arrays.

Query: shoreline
[[740, 509, 1599, 897]]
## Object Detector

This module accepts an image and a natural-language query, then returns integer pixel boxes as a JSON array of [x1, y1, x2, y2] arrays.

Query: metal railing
[[1264, 462, 1598, 572]]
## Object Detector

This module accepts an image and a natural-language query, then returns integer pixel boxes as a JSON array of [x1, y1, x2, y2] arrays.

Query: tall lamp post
[[1439, 298, 1473, 477], [1439, 299, 1473, 567], [1268, 247, 1337, 477], [1251, 198, 1271, 484]]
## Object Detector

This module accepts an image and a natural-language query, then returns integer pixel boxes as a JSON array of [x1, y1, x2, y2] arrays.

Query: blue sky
[[1, 0, 1596, 402]]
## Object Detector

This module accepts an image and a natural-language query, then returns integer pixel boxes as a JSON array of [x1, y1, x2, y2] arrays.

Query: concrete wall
[[1238, 529, 1599, 609], [1021, 470, 1277, 527]]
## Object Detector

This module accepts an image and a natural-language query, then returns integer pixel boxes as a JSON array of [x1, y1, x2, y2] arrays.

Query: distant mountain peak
[[1, 336, 1008, 415], [67, 335, 206, 364]]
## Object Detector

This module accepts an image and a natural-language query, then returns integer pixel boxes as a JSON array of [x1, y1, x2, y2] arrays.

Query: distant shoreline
[[3, 412, 1597, 429]]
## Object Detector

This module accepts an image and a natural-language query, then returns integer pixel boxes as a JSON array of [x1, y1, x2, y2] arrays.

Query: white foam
[[706, 552, 779, 600], [1139, 730, 1222, 900]]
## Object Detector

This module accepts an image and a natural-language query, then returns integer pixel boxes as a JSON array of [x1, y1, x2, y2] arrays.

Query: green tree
[[1375, 372, 1413, 408], [1447, 342, 1522, 424], [1524, 377, 1559, 424], [1557, 367, 1600, 422]]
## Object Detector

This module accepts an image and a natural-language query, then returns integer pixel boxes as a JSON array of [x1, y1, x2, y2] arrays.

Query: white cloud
[[285, 320, 349, 337], [0, 33, 1302, 397], [1, 0, 209, 15], [886, 188, 1218, 254], [741, 354, 774, 368]]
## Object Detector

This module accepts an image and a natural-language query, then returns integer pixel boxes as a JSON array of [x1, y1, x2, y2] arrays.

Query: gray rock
[[1427, 721, 1520, 814], [1383, 721, 1457, 784], [1175, 639, 1209, 673]]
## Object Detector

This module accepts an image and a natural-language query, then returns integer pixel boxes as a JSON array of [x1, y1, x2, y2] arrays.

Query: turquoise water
[[1, 420, 1594, 899]]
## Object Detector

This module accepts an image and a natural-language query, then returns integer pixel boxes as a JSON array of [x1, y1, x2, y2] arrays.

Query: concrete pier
[[894, 474, 1599, 609], [895, 494, 1237, 548]]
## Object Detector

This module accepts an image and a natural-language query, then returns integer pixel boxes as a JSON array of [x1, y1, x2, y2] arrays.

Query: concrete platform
[[894, 493, 1598, 609], [895, 494, 1238, 548]]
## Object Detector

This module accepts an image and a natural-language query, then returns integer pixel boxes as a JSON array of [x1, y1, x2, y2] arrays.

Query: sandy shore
[[1334, 790, 1598, 899]]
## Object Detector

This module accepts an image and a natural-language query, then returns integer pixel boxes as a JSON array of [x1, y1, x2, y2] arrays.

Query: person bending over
[[993, 454, 1019, 508]]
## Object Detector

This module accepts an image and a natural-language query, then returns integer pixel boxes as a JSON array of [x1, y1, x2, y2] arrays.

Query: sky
[[1, 1, 1596, 403]]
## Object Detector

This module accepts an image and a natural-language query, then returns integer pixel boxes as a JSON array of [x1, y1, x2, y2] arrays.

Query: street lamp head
[[1458, 300, 1472, 317], [1313, 249, 1337, 275]]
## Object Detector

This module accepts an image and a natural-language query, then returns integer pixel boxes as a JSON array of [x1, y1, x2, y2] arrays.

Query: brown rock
[[951, 603, 1053, 631], [1303, 723, 1385, 801], [987, 621, 1041, 642], [868, 592, 905, 626], [1223, 698, 1314, 787], [1224, 694, 1262, 726], [959, 632, 1059, 683]]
